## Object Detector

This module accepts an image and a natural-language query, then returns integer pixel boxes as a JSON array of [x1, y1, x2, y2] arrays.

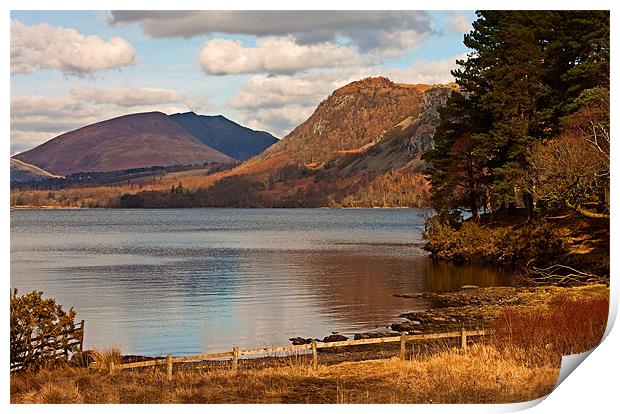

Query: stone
[[461, 285, 480, 290], [289, 337, 307, 345], [323, 334, 348, 342], [391, 322, 418, 332]]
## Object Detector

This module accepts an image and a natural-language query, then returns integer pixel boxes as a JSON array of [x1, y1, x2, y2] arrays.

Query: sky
[[10, 10, 476, 155]]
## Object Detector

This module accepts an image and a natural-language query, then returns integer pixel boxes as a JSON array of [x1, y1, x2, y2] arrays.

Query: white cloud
[[382, 54, 466, 85], [11, 130, 60, 155], [447, 12, 473, 34], [11, 21, 137, 76], [10, 94, 102, 119], [361, 30, 427, 60], [109, 11, 433, 58], [244, 105, 316, 137], [69, 87, 206, 109], [198, 37, 360, 75], [231, 73, 340, 110]]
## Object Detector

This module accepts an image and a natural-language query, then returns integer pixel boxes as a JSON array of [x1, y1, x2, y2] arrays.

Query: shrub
[[423, 216, 508, 263], [492, 295, 609, 366], [497, 220, 568, 267], [423, 216, 567, 268], [90, 348, 122, 370], [10, 289, 80, 371]]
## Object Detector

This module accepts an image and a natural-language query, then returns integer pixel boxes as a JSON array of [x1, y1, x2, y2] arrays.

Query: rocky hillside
[[333, 85, 456, 176], [259, 77, 429, 166], [10, 158, 61, 183]]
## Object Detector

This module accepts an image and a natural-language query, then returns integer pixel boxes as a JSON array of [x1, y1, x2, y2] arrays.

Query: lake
[[10, 208, 510, 357]]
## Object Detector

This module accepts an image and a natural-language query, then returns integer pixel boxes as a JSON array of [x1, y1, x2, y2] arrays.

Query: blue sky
[[10, 10, 475, 154]]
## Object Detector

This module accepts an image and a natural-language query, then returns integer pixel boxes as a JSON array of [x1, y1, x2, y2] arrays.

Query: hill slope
[[334, 85, 456, 176], [259, 76, 427, 166], [10, 158, 61, 183], [12, 112, 234, 175], [169, 112, 278, 161]]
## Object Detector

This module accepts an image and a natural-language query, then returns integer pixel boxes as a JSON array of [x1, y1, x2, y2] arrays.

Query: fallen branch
[[530, 264, 608, 286], [566, 202, 609, 219]]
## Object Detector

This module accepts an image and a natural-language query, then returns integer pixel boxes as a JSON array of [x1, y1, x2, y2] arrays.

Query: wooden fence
[[11, 320, 85, 372], [111, 329, 487, 380]]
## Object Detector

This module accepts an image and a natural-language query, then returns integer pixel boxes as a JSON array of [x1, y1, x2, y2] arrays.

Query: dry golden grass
[[89, 347, 123, 370], [11, 344, 558, 404]]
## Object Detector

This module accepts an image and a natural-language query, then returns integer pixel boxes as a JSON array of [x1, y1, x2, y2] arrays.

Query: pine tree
[[425, 10, 609, 218]]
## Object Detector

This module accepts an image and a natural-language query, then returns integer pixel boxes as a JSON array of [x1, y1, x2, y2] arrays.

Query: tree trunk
[[469, 191, 478, 221], [523, 192, 534, 220]]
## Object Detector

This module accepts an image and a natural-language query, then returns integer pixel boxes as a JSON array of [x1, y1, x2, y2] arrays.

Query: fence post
[[79, 320, 85, 352], [109, 361, 115, 375], [311, 340, 318, 371], [400, 332, 407, 361], [232, 346, 239, 371], [166, 354, 173, 380], [461, 328, 467, 350]]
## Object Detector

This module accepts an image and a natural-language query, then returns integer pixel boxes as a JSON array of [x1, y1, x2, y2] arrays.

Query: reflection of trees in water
[[287, 250, 509, 329], [422, 261, 510, 292]]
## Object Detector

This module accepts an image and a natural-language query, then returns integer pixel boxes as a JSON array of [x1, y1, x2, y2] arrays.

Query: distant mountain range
[[10, 158, 61, 183], [11, 76, 458, 208], [11, 112, 277, 177]]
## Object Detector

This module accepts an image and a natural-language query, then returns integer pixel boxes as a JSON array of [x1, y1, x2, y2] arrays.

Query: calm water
[[11, 208, 509, 356]]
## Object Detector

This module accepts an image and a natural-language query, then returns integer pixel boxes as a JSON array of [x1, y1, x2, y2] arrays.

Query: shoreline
[[10, 205, 426, 210], [358, 283, 609, 337], [299, 283, 609, 344], [107, 283, 609, 364], [13, 283, 608, 404], [10, 205, 85, 210]]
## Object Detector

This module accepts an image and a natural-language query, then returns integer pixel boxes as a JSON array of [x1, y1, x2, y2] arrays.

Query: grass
[[11, 344, 558, 404], [11, 287, 608, 404], [89, 347, 123, 370]]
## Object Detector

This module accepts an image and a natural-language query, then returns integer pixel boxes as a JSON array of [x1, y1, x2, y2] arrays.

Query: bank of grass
[[423, 209, 609, 276], [11, 344, 558, 404], [11, 286, 607, 404]]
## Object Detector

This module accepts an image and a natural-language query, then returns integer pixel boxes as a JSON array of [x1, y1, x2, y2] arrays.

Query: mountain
[[12, 112, 233, 176], [169, 112, 278, 161], [259, 76, 430, 166], [11, 111, 277, 176], [10, 158, 61, 183], [332, 85, 456, 176], [205, 77, 457, 206], [115, 77, 457, 208]]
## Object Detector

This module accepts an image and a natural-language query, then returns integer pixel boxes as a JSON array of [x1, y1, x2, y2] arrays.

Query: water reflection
[[11, 208, 510, 356], [287, 250, 509, 333]]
